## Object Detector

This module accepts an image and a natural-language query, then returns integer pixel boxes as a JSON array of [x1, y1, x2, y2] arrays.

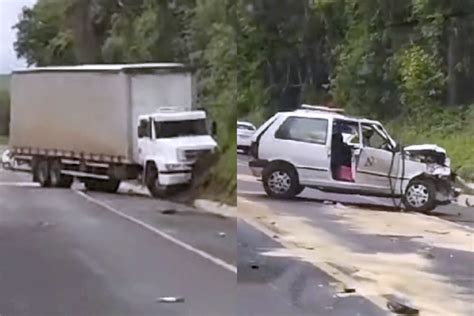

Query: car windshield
[[238, 123, 255, 131], [154, 119, 208, 138]]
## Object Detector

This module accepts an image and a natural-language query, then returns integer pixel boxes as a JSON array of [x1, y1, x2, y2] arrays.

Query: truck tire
[[145, 163, 168, 198], [49, 160, 73, 188], [402, 178, 437, 213], [85, 179, 120, 193], [36, 159, 51, 187]]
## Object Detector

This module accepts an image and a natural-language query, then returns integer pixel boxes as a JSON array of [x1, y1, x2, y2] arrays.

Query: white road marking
[[237, 190, 264, 196], [237, 174, 259, 183], [75, 190, 237, 274], [0, 182, 39, 187]]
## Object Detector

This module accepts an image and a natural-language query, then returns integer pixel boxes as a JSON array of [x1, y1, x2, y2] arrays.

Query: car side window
[[275, 117, 328, 145], [362, 124, 388, 149]]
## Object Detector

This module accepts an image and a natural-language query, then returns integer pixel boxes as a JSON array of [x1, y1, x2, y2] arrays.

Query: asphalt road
[[237, 220, 384, 316], [237, 153, 474, 315], [0, 168, 236, 316]]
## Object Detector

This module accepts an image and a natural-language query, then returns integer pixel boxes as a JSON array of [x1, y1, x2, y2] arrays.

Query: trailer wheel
[[49, 160, 73, 188], [36, 159, 51, 187], [145, 163, 168, 198]]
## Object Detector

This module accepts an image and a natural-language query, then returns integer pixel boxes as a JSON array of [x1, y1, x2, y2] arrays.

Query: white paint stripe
[[75, 190, 237, 274], [237, 174, 259, 183], [0, 182, 39, 187], [237, 190, 264, 196]]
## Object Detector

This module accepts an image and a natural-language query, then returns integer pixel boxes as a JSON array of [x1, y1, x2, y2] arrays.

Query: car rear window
[[275, 116, 328, 145]]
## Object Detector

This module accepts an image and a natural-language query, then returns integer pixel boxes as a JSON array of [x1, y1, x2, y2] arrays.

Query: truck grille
[[183, 149, 212, 161]]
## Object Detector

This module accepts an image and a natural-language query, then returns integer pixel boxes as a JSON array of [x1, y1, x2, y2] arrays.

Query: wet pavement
[[237, 220, 385, 316], [0, 169, 236, 315], [238, 154, 474, 315]]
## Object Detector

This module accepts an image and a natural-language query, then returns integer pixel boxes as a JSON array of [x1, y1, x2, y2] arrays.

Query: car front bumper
[[158, 171, 192, 186]]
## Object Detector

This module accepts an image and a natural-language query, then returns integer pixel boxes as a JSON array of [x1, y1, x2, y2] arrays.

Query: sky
[[0, 0, 37, 74]]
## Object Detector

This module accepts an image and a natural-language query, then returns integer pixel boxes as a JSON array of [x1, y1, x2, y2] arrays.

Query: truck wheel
[[402, 179, 437, 213], [262, 163, 300, 199], [100, 179, 121, 193], [36, 160, 51, 187], [49, 160, 73, 188], [145, 163, 168, 198], [85, 179, 120, 193]]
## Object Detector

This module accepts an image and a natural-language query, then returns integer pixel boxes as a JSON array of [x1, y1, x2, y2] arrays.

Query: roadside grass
[[199, 137, 237, 206], [388, 114, 474, 182], [0, 135, 8, 145]]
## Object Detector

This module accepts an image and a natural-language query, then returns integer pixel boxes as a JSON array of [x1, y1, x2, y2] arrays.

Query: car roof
[[281, 109, 381, 125], [237, 121, 255, 126]]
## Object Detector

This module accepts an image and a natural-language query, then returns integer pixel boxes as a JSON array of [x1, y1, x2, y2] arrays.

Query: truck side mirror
[[212, 121, 217, 136]]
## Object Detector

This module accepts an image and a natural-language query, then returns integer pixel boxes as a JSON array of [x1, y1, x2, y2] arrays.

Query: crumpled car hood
[[404, 144, 449, 167], [404, 144, 446, 155]]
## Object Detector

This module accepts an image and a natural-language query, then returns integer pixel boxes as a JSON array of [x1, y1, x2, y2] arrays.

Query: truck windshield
[[154, 119, 208, 138]]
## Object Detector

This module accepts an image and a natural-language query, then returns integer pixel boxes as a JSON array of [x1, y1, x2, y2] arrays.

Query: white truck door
[[264, 116, 331, 186], [137, 118, 155, 165]]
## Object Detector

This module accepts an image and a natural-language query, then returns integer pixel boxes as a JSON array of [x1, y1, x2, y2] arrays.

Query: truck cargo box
[[10, 63, 194, 163]]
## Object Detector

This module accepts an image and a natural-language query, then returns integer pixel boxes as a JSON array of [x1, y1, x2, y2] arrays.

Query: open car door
[[356, 123, 398, 193]]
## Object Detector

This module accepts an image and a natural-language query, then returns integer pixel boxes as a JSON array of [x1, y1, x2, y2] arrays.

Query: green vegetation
[[230, 0, 474, 181], [0, 75, 10, 91], [0, 135, 8, 145], [11, 0, 474, 197], [0, 75, 9, 136]]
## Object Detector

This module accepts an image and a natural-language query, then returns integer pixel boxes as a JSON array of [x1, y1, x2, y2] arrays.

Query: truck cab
[[137, 108, 218, 197]]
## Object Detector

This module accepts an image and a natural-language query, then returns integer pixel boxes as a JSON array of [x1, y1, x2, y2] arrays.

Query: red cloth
[[336, 166, 354, 182]]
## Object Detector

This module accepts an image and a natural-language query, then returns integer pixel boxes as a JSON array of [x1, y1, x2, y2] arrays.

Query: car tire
[[36, 159, 51, 187], [402, 178, 437, 213], [295, 185, 305, 196], [145, 163, 169, 198], [49, 160, 73, 188], [262, 163, 300, 199]]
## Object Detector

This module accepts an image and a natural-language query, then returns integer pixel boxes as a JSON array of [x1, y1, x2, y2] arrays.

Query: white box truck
[[9, 63, 218, 197]]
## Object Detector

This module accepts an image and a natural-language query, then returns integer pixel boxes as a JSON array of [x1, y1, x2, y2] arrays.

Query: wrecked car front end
[[404, 144, 460, 205]]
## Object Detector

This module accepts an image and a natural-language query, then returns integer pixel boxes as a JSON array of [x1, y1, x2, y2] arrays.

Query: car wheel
[[402, 179, 437, 212], [295, 185, 305, 196], [262, 163, 299, 199]]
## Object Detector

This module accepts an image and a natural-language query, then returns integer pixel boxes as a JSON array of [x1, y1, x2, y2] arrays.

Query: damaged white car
[[248, 105, 459, 212]]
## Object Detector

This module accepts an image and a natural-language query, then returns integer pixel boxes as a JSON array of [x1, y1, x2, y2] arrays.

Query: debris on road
[[160, 208, 177, 215], [218, 232, 226, 237], [386, 297, 419, 315], [157, 296, 185, 303], [335, 202, 347, 209], [251, 264, 259, 270], [324, 200, 335, 205], [424, 229, 450, 235], [330, 282, 356, 296]]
